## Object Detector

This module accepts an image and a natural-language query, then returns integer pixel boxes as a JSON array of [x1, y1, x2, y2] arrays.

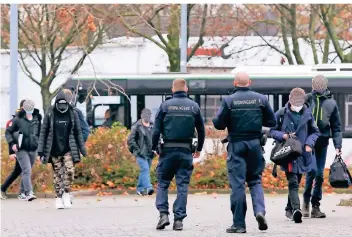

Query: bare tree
[[1, 4, 111, 111]]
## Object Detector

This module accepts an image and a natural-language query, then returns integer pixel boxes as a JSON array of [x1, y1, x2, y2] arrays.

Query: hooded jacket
[[270, 103, 320, 174], [305, 90, 342, 149], [38, 91, 87, 163], [5, 108, 42, 153]]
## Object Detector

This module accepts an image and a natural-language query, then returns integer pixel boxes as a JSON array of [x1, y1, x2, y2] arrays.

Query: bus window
[[94, 105, 110, 127], [346, 94, 352, 131], [145, 95, 163, 122]]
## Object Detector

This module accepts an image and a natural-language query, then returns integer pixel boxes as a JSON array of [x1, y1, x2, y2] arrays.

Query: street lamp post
[[10, 4, 19, 115]]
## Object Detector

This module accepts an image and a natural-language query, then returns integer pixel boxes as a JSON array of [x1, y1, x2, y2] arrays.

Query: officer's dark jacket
[[212, 87, 276, 141], [305, 90, 342, 149], [152, 91, 205, 152]]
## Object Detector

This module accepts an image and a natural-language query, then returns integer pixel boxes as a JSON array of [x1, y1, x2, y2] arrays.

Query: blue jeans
[[227, 139, 266, 229], [155, 148, 193, 221], [136, 157, 153, 193], [303, 145, 328, 206]]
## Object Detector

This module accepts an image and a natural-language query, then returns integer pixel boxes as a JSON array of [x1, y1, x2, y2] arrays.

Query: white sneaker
[[62, 192, 72, 209], [55, 198, 64, 209]]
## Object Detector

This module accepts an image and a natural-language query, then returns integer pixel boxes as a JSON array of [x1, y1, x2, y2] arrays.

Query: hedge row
[[1, 125, 351, 193]]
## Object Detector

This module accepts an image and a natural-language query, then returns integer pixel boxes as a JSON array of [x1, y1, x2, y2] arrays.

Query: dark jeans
[[1, 158, 23, 193], [303, 145, 328, 206], [155, 148, 193, 221], [285, 172, 303, 211], [227, 140, 266, 229], [136, 157, 153, 193]]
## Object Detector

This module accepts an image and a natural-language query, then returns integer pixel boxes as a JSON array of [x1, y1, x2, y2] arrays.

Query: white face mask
[[292, 105, 303, 112]]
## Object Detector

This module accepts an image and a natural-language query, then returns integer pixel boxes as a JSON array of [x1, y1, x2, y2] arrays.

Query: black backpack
[[329, 155, 352, 188]]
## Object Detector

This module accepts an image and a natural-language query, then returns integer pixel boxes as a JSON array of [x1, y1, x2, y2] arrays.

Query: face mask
[[292, 105, 303, 112], [56, 102, 69, 113], [25, 110, 33, 115]]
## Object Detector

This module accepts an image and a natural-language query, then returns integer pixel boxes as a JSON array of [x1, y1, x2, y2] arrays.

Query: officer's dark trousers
[[227, 139, 265, 229], [156, 147, 194, 221]]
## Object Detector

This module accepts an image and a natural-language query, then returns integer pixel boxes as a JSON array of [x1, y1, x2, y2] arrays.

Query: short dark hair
[[19, 100, 26, 108]]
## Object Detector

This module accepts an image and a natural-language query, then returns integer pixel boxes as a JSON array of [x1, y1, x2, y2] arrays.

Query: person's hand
[[282, 134, 289, 140], [9, 154, 16, 160], [152, 150, 159, 157], [12, 144, 18, 152], [336, 149, 342, 156], [193, 151, 201, 159], [305, 145, 312, 153]]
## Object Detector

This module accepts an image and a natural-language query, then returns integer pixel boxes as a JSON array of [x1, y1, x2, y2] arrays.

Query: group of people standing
[[1, 90, 88, 210]]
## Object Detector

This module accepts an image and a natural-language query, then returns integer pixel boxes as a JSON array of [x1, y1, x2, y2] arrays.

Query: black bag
[[270, 137, 303, 165], [329, 155, 352, 188]]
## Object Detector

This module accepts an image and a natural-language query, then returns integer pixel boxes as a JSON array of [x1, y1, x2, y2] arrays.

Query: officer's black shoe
[[147, 189, 154, 196], [226, 225, 246, 233], [173, 220, 183, 231], [156, 214, 170, 230], [255, 213, 268, 231], [292, 209, 303, 223]]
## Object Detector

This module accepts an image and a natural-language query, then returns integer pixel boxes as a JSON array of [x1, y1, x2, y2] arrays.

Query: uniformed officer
[[152, 78, 205, 231], [213, 72, 276, 233]]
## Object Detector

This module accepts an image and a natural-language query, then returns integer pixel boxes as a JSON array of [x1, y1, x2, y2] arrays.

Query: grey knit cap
[[23, 99, 35, 112], [289, 88, 305, 107], [141, 108, 152, 122], [312, 75, 328, 93]]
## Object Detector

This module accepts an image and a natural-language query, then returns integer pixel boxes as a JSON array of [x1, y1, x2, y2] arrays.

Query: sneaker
[[55, 198, 64, 209], [311, 205, 326, 218], [136, 190, 145, 196], [62, 192, 72, 208], [293, 209, 303, 223], [255, 213, 268, 231], [173, 220, 183, 231], [302, 203, 310, 218], [226, 225, 246, 233], [26, 192, 37, 201], [147, 189, 154, 196], [0, 191, 8, 200], [285, 210, 293, 221], [156, 214, 170, 230], [18, 193, 27, 201]]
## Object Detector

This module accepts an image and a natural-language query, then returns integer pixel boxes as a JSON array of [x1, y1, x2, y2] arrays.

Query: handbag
[[329, 155, 352, 188], [270, 137, 303, 165]]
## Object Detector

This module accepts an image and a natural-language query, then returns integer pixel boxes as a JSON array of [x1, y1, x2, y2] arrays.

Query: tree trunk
[[280, 12, 294, 65], [309, 6, 319, 65], [322, 35, 330, 63], [168, 49, 181, 72], [290, 4, 305, 65], [41, 86, 52, 113]]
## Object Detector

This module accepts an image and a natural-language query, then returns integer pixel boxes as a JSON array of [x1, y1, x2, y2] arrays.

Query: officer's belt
[[163, 142, 192, 150]]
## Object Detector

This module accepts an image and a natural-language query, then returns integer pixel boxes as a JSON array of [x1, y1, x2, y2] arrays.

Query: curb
[[3, 188, 352, 199]]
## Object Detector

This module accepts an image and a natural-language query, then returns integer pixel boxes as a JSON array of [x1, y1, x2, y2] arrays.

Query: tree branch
[[187, 4, 208, 61]]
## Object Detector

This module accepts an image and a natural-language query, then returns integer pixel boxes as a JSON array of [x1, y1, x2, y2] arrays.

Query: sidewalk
[[1, 194, 352, 237]]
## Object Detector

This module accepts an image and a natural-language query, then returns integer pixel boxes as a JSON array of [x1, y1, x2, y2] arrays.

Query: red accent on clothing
[[288, 162, 293, 172]]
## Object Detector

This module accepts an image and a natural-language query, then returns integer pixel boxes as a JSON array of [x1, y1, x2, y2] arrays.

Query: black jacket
[[128, 120, 154, 158], [306, 90, 342, 149], [212, 87, 276, 142], [38, 92, 87, 163], [152, 91, 205, 152], [5, 108, 42, 153]]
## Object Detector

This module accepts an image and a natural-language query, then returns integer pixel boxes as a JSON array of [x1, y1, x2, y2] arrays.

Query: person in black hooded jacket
[[302, 75, 343, 219], [38, 91, 86, 210], [4, 99, 42, 201]]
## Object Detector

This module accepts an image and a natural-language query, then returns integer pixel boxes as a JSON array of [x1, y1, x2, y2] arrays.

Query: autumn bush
[[1, 124, 352, 194]]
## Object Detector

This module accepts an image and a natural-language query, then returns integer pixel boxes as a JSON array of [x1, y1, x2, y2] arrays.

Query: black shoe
[[156, 214, 170, 230], [311, 205, 326, 218], [255, 213, 268, 231], [293, 209, 303, 223], [147, 189, 154, 196], [226, 225, 246, 233], [285, 210, 293, 221], [173, 220, 183, 231]]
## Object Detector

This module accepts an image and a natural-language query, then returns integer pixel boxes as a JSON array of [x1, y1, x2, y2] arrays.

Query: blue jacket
[[270, 103, 320, 174], [74, 107, 90, 142]]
